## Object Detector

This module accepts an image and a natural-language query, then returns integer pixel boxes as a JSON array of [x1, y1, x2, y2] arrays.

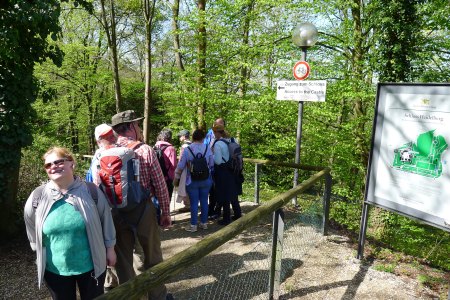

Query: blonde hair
[[214, 129, 230, 138], [43, 147, 75, 164]]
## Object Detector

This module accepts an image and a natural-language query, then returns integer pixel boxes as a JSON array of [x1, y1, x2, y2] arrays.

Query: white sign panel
[[276, 80, 327, 102], [366, 83, 450, 231]]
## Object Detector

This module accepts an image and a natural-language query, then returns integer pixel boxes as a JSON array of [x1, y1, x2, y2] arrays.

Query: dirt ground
[[1, 201, 448, 299]]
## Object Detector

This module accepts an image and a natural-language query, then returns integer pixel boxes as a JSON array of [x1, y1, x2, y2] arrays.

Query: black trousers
[[208, 184, 218, 216], [44, 269, 106, 300]]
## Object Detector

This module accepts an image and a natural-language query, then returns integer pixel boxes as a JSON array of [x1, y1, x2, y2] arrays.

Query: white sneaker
[[185, 225, 197, 232], [199, 223, 208, 230]]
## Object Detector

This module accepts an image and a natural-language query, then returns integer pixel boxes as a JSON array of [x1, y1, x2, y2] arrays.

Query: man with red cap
[[86, 123, 116, 183]]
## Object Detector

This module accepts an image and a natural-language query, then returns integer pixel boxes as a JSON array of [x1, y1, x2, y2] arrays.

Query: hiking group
[[24, 110, 244, 300]]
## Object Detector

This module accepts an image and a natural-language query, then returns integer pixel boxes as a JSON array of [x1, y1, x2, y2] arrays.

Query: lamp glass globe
[[292, 22, 318, 47]]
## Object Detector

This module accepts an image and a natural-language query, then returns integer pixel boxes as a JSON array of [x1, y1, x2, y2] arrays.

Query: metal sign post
[[293, 48, 306, 206], [268, 209, 285, 300]]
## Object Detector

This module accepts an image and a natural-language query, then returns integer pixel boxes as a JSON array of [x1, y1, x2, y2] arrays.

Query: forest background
[[1, 0, 449, 283]]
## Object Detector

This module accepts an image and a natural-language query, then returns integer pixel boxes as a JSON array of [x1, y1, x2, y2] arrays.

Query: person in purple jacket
[[174, 129, 214, 232]]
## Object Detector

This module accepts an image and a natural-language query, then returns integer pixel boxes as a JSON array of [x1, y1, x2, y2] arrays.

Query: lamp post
[[291, 22, 318, 205]]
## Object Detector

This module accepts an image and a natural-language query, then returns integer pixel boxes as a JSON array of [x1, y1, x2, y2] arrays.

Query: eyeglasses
[[44, 158, 69, 169]]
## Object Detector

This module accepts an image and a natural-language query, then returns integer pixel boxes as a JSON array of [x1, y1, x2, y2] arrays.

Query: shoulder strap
[[212, 138, 228, 148], [186, 145, 207, 158], [32, 185, 46, 209], [127, 141, 144, 151], [219, 139, 230, 163], [154, 144, 169, 153], [187, 146, 195, 158], [85, 182, 98, 205]]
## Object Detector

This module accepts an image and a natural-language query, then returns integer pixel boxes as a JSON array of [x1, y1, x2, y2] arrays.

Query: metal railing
[[96, 161, 332, 300]]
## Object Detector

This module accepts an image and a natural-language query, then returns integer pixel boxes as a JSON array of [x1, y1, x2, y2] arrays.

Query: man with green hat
[[109, 110, 172, 299]]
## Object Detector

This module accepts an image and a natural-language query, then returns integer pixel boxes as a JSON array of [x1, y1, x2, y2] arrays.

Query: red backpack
[[97, 141, 150, 211]]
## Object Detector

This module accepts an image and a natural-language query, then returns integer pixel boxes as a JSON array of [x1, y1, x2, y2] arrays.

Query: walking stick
[[172, 186, 178, 224]]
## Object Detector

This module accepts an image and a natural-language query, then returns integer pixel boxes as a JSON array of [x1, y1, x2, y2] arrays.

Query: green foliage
[[371, 212, 450, 270], [329, 199, 362, 231], [368, 0, 423, 81], [373, 263, 396, 273], [0, 0, 94, 239], [0, 0, 66, 239], [3, 0, 450, 273], [417, 274, 448, 289]]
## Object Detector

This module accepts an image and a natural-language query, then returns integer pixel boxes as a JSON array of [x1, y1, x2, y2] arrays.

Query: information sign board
[[276, 80, 327, 102], [366, 83, 450, 231]]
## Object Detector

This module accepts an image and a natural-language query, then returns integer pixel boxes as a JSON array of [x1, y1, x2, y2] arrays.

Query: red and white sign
[[293, 61, 310, 80]]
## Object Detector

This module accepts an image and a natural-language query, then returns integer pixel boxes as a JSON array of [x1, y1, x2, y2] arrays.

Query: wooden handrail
[[95, 167, 330, 300], [244, 158, 326, 171]]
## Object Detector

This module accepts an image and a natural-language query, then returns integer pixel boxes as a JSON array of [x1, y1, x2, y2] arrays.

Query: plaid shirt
[[117, 136, 170, 216]]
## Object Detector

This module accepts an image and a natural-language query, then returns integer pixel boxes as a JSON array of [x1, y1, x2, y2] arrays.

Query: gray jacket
[[24, 177, 116, 288]]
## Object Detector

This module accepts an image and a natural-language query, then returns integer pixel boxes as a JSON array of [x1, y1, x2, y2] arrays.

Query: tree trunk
[[171, 0, 184, 71], [86, 37, 104, 153], [238, 0, 254, 98], [196, 0, 207, 130], [0, 153, 21, 241], [100, 0, 122, 112], [350, 0, 368, 194], [143, 0, 157, 143], [236, 0, 254, 140]]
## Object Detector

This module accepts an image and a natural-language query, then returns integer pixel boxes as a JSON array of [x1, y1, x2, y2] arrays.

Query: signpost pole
[[357, 202, 369, 259], [291, 22, 318, 205], [292, 48, 307, 205]]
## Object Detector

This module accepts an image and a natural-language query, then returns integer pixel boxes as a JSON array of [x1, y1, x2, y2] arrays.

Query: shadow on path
[[280, 259, 373, 299]]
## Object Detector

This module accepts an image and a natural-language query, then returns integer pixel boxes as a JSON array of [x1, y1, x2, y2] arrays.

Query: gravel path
[[0, 202, 444, 299]]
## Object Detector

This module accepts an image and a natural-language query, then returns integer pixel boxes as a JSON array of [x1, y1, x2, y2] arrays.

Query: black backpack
[[187, 145, 209, 181], [154, 144, 169, 179]]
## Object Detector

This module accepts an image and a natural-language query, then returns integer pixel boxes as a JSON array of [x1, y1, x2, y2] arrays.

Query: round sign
[[293, 61, 310, 80]]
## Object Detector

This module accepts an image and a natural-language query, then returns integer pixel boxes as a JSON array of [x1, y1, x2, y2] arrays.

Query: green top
[[43, 197, 94, 275]]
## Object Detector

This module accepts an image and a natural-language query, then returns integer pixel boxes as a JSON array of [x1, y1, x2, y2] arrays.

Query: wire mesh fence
[[166, 178, 327, 300], [191, 216, 325, 300]]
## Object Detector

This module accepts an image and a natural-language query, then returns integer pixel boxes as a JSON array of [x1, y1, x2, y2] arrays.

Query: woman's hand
[[106, 246, 117, 267]]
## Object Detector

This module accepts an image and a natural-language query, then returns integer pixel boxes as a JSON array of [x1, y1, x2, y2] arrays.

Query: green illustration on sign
[[392, 130, 448, 178]]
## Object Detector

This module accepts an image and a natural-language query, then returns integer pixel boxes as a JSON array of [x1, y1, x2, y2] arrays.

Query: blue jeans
[[186, 178, 213, 225]]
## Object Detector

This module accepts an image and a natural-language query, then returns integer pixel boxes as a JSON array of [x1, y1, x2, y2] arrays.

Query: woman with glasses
[[24, 147, 116, 299]]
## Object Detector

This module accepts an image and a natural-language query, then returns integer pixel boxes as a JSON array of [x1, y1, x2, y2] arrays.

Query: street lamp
[[291, 22, 318, 205], [292, 22, 319, 54]]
